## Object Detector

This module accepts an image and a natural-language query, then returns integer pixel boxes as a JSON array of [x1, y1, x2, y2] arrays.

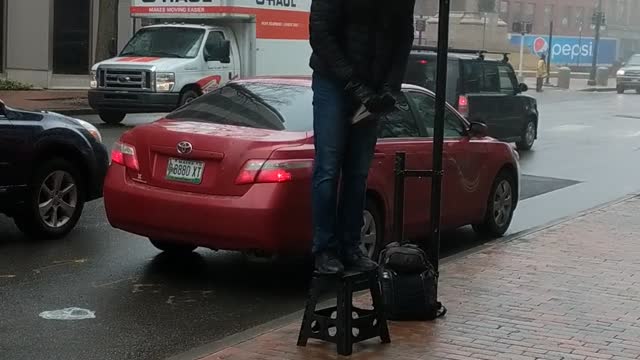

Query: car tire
[[14, 158, 86, 240], [99, 111, 126, 125], [473, 170, 516, 239], [617, 86, 625, 94], [515, 118, 536, 151], [361, 198, 384, 260], [179, 90, 199, 107], [149, 239, 197, 254]]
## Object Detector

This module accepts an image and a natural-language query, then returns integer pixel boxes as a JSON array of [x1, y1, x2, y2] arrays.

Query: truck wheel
[[617, 85, 625, 94], [515, 118, 536, 151], [179, 90, 199, 107], [99, 111, 126, 125], [14, 158, 86, 240]]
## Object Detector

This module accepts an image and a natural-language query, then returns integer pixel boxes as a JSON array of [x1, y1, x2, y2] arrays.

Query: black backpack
[[378, 241, 446, 321]]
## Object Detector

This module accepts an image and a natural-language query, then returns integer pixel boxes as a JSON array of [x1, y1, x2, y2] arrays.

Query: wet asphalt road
[[2, 90, 640, 360]]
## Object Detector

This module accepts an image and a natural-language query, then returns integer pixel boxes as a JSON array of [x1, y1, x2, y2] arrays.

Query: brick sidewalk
[[195, 196, 640, 360], [0, 90, 92, 114]]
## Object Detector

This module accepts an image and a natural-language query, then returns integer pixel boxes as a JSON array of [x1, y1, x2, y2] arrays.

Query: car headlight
[[617, 69, 625, 77], [155, 72, 175, 92], [90, 70, 98, 88], [76, 119, 102, 143]]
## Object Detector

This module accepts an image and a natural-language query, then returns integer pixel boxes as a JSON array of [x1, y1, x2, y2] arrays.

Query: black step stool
[[296, 270, 391, 356]]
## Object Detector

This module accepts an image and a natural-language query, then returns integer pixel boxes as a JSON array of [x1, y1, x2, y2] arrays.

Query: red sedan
[[103, 78, 520, 258]]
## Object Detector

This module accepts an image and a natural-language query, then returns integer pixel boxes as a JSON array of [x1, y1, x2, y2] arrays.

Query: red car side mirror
[[469, 122, 488, 137]]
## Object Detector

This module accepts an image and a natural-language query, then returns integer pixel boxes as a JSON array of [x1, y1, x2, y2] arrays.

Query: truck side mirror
[[518, 83, 529, 93], [205, 40, 231, 64]]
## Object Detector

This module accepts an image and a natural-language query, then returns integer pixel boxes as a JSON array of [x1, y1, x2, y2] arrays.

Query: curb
[[165, 192, 640, 360], [578, 87, 617, 92]]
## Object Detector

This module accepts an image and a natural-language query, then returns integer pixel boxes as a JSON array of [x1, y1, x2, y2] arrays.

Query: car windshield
[[627, 55, 640, 66], [165, 82, 314, 132], [120, 27, 205, 59]]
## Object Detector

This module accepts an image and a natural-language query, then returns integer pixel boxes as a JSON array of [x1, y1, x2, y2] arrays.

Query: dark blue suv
[[0, 101, 109, 239]]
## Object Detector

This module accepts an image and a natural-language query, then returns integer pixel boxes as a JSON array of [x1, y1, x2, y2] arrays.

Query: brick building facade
[[419, 0, 640, 59]]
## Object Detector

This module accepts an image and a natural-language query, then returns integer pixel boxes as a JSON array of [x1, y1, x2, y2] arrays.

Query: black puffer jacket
[[309, 0, 416, 92]]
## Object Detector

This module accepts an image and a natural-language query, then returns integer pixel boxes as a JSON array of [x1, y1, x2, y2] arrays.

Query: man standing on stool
[[308, 0, 416, 275]]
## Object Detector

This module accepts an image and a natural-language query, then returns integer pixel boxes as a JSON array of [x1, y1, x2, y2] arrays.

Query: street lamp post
[[546, 20, 554, 85], [588, 0, 604, 86]]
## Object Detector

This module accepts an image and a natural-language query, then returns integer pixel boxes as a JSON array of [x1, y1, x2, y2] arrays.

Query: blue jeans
[[311, 72, 378, 256]]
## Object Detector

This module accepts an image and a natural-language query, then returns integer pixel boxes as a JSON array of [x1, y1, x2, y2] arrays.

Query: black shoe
[[314, 251, 345, 275], [343, 248, 378, 272]]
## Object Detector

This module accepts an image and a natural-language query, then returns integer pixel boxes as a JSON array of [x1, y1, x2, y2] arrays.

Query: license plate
[[166, 158, 205, 184]]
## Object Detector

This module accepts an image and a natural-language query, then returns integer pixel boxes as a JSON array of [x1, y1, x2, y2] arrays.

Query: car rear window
[[404, 56, 459, 105], [165, 82, 313, 132]]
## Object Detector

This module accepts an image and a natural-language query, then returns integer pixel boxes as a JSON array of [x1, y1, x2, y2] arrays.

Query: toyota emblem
[[177, 141, 193, 155]]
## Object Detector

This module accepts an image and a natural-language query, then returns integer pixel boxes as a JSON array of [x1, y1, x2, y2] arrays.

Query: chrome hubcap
[[38, 171, 77, 228], [525, 122, 536, 145], [360, 210, 377, 259], [493, 180, 513, 228]]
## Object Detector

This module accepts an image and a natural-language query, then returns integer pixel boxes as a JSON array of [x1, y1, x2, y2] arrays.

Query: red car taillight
[[235, 159, 312, 185], [111, 141, 139, 171], [458, 95, 469, 118]]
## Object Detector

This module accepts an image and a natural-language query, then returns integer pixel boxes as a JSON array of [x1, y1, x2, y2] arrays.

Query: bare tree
[[95, 0, 119, 63]]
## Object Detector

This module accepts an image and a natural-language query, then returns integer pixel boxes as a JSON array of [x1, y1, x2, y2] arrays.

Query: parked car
[[0, 101, 109, 239], [403, 47, 539, 151], [616, 54, 640, 94], [103, 78, 521, 258]]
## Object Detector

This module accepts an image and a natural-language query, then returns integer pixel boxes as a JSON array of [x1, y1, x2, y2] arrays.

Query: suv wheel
[[14, 158, 86, 239], [99, 111, 126, 125], [473, 170, 516, 238], [516, 119, 536, 151]]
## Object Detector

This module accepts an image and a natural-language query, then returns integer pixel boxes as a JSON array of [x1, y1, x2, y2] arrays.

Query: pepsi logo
[[532, 37, 548, 55]]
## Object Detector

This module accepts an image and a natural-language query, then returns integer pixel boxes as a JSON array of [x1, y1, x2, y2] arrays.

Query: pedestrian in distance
[[308, 0, 417, 275], [537, 54, 547, 92]]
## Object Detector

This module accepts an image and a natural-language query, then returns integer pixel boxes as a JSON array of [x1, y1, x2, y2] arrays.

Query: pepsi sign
[[510, 34, 619, 66]]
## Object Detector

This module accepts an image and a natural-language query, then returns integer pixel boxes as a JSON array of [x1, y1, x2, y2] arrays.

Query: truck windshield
[[628, 55, 640, 66], [165, 82, 314, 132], [120, 27, 205, 59]]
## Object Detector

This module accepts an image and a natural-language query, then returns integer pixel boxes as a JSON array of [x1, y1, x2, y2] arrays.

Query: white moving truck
[[89, 0, 311, 124]]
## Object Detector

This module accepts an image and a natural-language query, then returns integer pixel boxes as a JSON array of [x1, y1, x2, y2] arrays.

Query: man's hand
[[346, 81, 397, 114]]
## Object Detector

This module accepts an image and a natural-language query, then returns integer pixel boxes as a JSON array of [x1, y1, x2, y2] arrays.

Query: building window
[[563, 6, 573, 28], [500, 0, 509, 22], [512, 1, 522, 22], [0, 0, 4, 73], [53, 0, 91, 74], [576, 7, 585, 28], [524, 3, 535, 25], [544, 5, 554, 28], [616, 0, 625, 23]]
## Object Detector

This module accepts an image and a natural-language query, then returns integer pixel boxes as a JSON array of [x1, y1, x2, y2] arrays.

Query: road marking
[[0, 275, 16, 278], [91, 277, 137, 288], [33, 259, 88, 274], [39, 307, 96, 321]]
